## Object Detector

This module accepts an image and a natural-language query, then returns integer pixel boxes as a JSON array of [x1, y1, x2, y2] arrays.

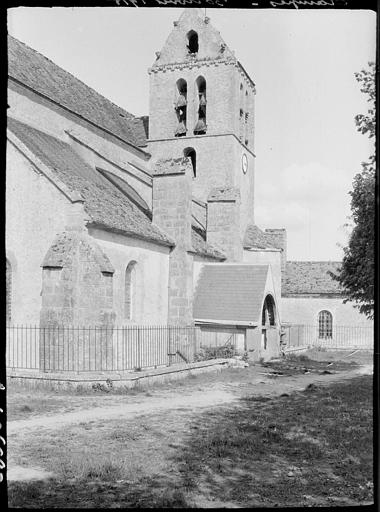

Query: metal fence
[[283, 324, 373, 351], [6, 324, 241, 372]]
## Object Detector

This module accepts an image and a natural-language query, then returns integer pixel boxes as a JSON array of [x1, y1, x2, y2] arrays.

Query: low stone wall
[[7, 358, 230, 391]]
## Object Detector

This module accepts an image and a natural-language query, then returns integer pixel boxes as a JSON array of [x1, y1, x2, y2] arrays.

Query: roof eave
[[194, 319, 259, 327], [86, 222, 175, 249]]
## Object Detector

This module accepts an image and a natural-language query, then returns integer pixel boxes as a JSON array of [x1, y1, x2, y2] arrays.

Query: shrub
[[194, 345, 238, 362]]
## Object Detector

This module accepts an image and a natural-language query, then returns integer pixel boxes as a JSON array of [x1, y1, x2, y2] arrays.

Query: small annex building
[[194, 264, 280, 360], [281, 262, 373, 348]]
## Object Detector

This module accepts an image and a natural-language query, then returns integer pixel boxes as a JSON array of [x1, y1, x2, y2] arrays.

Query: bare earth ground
[[6, 349, 374, 508]]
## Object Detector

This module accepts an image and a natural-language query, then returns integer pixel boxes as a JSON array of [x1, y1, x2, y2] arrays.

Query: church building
[[9, 9, 369, 368]]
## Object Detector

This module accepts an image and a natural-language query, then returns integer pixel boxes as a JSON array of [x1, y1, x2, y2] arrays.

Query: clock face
[[242, 153, 248, 174]]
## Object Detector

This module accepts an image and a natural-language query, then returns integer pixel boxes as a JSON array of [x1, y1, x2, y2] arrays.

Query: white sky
[[7, 7, 376, 261]]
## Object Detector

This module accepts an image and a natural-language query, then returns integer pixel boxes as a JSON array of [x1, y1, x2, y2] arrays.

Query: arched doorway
[[261, 294, 276, 351]]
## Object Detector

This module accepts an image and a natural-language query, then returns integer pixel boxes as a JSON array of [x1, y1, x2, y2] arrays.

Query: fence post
[[193, 326, 197, 362], [168, 327, 172, 367]]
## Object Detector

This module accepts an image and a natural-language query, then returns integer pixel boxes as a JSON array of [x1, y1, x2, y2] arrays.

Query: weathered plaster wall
[[88, 228, 170, 324], [6, 142, 76, 324], [281, 297, 374, 327]]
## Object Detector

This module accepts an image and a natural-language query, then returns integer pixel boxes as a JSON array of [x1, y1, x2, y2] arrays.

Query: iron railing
[[282, 324, 373, 351], [5, 324, 241, 372]]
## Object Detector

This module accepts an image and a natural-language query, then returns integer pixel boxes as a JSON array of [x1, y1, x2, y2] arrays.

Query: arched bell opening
[[194, 76, 207, 135], [187, 30, 199, 54], [174, 78, 187, 137]]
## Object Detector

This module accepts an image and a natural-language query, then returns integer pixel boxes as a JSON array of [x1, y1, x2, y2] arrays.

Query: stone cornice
[[148, 133, 256, 158], [149, 56, 236, 74], [149, 57, 256, 92]]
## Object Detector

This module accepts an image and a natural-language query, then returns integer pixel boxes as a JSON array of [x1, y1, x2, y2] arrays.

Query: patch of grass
[[262, 354, 358, 376], [8, 473, 191, 508], [174, 375, 373, 507]]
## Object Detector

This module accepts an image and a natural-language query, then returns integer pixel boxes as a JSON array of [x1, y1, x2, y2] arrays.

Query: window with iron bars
[[318, 310, 333, 338]]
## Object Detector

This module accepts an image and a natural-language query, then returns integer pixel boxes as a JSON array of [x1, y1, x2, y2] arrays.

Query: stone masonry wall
[[264, 229, 287, 271], [40, 230, 116, 371], [149, 134, 255, 238], [153, 158, 194, 325], [207, 187, 243, 262]]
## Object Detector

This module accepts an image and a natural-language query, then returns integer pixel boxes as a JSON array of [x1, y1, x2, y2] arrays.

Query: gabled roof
[[243, 224, 278, 250], [7, 117, 173, 247], [282, 261, 342, 296], [194, 264, 269, 324], [42, 230, 115, 273], [8, 35, 147, 149], [152, 8, 236, 69]]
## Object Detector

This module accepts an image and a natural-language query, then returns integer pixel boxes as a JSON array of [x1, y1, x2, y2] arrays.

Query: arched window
[[6, 258, 11, 324], [262, 295, 276, 326], [175, 79, 187, 137], [194, 76, 207, 135], [318, 310, 333, 339], [187, 30, 199, 54], [239, 84, 244, 139], [244, 90, 249, 146], [184, 147, 196, 178], [125, 261, 137, 321]]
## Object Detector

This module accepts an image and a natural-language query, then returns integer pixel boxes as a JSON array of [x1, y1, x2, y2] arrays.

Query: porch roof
[[193, 264, 269, 325]]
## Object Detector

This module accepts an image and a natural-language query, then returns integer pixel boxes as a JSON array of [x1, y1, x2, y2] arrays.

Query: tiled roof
[[194, 264, 269, 323], [243, 224, 277, 250], [97, 167, 151, 217], [282, 261, 342, 296], [8, 117, 173, 247], [191, 227, 226, 261], [8, 35, 147, 148]]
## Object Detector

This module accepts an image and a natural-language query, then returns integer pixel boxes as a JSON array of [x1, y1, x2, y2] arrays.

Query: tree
[[330, 62, 376, 319]]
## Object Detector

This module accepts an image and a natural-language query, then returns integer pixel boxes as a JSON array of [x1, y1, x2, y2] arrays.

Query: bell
[[176, 94, 187, 108], [193, 118, 207, 134], [199, 94, 207, 107], [175, 120, 187, 136]]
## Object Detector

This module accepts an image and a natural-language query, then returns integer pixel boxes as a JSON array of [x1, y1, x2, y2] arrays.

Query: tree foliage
[[331, 62, 376, 319]]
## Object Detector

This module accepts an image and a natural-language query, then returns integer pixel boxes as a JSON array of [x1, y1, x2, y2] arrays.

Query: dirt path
[[8, 364, 371, 435]]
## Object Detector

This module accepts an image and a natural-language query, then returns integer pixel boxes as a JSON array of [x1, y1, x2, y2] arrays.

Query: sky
[[7, 7, 376, 261]]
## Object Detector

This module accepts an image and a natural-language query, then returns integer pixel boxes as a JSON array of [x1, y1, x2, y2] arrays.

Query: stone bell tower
[[148, 8, 256, 260]]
